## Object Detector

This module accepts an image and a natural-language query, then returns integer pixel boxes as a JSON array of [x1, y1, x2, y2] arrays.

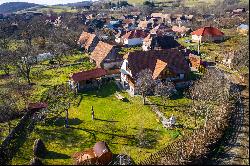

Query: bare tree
[[14, 45, 39, 85], [136, 69, 155, 105], [41, 84, 76, 120], [187, 68, 230, 129], [231, 37, 249, 71], [154, 80, 176, 107]]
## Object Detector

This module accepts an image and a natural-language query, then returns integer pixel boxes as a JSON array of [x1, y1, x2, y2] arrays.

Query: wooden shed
[[93, 141, 113, 165]]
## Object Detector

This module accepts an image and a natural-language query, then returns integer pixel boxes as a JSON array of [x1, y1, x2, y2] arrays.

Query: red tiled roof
[[78, 31, 97, 50], [191, 26, 224, 36], [126, 49, 190, 79], [90, 41, 114, 67], [28, 102, 48, 110], [71, 68, 107, 82], [122, 30, 149, 39]]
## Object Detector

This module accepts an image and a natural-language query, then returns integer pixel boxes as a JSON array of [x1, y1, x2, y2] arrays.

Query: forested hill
[[0, 2, 43, 14]]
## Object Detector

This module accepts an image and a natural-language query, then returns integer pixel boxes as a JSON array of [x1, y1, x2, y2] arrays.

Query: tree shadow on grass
[[77, 81, 119, 98], [45, 117, 82, 127], [45, 150, 70, 159], [127, 128, 161, 149], [94, 118, 119, 123]]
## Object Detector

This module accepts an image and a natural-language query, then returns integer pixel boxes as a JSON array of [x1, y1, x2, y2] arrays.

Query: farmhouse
[[78, 31, 99, 53], [69, 68, 107, 92], [120, 30, 149, 46], [120, 49, 190, 95], [90, 41, 123, 70], [191, 26, 225, 43]]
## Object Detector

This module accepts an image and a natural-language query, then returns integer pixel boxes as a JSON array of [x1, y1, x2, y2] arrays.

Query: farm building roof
[[122, 30, 149, 39], [125, 49, 190, 79], [71, 68, 107, 82], [90, 41, 114, 67], [28, 102, 48, 110], [191, 26, 224, 36], [78, 31, 98, 50]]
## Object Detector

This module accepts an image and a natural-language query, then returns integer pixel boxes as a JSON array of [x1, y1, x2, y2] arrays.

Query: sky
[[0, 0, 94, 5]]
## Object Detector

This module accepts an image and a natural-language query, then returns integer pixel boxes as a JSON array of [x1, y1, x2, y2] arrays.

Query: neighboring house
[[172, 25, 191, 37], [120, 30, 149, 46], [69, 68, 107, 92], [78, 31, 99, 53], [191, 26, 225, 43], [90, 41, 123, 70], [142, 34, 180, 51], [120, 49, 190, 95], [237, 24, 249, 35], [188, 54, 201, 71], [151, 13, 171, 23]]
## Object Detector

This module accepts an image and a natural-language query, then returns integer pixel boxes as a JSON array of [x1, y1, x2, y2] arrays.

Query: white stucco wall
[[124, 38, 143, 46]]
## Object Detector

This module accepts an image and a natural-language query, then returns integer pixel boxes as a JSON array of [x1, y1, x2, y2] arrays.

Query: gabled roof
[[122, 30, 149, 39], [78, 31, 97, 50], [71, 68, 107, 82], [126, 49, 190, 79], [153, 59, 167, 79], [191, 26, 224, 36], [90, 41, 114, 67], [172, 25, 190, 33], [144, 35, 180, 50]]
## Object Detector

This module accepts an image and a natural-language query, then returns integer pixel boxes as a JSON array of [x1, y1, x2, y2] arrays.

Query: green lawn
[[148, 95, 203, 130], [1, 53, 198, 165], [10, 82, 190, 165], [177, 29, 248, 62]]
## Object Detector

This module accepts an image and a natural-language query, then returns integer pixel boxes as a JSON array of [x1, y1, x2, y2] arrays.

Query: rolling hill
[[0, 2, 43, 14]]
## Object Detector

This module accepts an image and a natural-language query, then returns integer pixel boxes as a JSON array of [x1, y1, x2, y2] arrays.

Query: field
[[177, 28, 248, 63], [0, 52, 197, 164], [10, 81, 196, 164]]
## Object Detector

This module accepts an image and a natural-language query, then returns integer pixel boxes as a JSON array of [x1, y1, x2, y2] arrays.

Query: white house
[[120, 30, 149, 46], [191, 26, 224, 43]]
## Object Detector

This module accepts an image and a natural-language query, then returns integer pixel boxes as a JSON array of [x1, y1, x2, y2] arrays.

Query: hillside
[[0, 2, 43, 14]]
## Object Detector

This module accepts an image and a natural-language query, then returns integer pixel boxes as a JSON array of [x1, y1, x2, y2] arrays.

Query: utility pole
[[198, 38, 201, 55]]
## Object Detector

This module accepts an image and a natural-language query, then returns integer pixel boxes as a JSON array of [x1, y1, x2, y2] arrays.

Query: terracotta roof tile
[[153, 59, 167, 79], [71, 68, 107, 82], [191, 26, 224, 36], [28, 102, 48, 110], [122, 30, 149, 39], [126, 49, 190, 78], [90, 41, 114, 67], [78, 31, 97, 50]]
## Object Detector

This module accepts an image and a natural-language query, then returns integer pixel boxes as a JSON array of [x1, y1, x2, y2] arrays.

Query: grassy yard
[[1, 51, 199, 165], [10, 82, 194, 165], [148, 93, 203, 130], [177, 29, 248, 62]]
